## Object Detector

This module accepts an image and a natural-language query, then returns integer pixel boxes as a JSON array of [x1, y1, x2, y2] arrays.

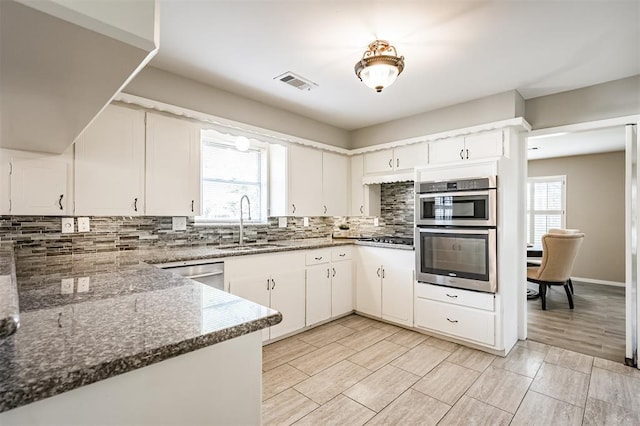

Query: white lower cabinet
[[356, 246, 414, 324], [306, 247, 354, 325], [331, 259, 353, 317], [226, 252, 306, 341], [414, 283, 496, 346], [306, 263, 332, 326]]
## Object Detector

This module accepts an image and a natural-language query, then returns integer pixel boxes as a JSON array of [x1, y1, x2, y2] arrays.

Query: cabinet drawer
[[415, 283, 494, 311], [306, 249, 331, 265], [415, 298, 495, 346], [331, 246, 352, 261]]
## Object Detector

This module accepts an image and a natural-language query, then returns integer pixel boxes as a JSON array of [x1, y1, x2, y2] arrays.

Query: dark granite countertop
[[0, 237, 411, 413], [0, 250, 281, 413]]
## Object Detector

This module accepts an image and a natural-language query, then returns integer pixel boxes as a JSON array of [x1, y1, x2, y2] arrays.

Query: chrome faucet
[[239, 195, 251, 246]]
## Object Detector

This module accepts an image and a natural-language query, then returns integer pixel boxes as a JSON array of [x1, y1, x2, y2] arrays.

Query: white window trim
[[196, 130, 269, 225], [526, 175, 567, 245]]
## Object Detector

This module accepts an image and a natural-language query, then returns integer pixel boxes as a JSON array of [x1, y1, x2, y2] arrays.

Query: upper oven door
[[415, 227, 497, 293], [415, 190, 496, 227]]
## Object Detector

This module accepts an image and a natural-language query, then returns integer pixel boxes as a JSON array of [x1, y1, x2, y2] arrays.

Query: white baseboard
[[572, 276, 625, 287]]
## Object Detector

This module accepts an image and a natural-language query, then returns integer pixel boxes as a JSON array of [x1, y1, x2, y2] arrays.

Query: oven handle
[[416, 227, 494, 235], [417, 190, 494, 199]]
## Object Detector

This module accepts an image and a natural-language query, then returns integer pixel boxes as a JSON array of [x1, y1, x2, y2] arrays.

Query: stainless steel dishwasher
[[156, 260, 225, 291]]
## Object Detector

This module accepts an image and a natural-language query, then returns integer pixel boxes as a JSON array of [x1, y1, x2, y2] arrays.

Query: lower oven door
[[415, 227, 497, 293]]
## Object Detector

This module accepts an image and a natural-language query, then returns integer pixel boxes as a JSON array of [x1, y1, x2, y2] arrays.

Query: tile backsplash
[[0, 182, 416, 257]]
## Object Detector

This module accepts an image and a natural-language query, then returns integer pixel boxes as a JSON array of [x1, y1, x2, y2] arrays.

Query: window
[[198, 132, 267, 223], [526, 175, 566, 246]]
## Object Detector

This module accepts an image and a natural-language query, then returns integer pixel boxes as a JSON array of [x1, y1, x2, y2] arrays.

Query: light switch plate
[[77, 277, 90, 292], [61, 278, 74, 294], [373, 217, 379, 227], [77, 217, 90, 232], [172, 216, 187, 231], [303, 217, 309, 227], [278, 217, 287, 228], [61, 218, 74, 233]]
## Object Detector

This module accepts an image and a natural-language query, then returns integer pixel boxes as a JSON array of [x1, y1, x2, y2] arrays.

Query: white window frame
[[526, 175, 567, 245], [196, 129, 269, 225]]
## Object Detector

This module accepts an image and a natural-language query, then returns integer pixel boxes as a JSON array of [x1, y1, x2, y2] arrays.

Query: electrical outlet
[[77, 217, 90, 232], [373, 217, 379, 227], [61, 218, 74, 233], [172, 216, 187, 231], [303, 217, 309, 227], [77, 277, 90, 292], [278, 217, 287, 228], [61, 278, 74, 294]]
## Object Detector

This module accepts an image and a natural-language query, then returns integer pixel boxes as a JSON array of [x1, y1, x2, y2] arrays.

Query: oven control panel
[[417, 176, 496, 193]]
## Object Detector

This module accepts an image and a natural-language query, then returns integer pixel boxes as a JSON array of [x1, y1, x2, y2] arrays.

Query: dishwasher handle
[[186, 271, 224, 279]]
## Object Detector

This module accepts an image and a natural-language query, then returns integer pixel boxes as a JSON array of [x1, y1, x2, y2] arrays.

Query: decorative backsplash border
[[0, 182, 415, 258]]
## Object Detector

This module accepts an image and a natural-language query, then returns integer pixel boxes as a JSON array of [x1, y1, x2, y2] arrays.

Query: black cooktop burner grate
[[359, 236, 414, 246]]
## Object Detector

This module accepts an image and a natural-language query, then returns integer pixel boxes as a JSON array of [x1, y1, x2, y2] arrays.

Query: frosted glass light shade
[[360, 63, 399, 93]]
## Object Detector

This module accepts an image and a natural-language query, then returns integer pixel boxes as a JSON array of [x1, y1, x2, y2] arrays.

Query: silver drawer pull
[[446, 294, 458, 298], [446, 318, 459, 323]]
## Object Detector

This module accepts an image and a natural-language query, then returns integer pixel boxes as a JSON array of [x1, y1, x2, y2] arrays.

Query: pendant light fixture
[[354, 40, 405, 93]]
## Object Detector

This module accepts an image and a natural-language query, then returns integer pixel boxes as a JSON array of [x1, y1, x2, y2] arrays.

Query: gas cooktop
[[358, 236, 414, 246]]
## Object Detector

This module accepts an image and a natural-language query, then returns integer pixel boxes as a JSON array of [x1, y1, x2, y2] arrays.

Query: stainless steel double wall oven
[[415, 176, 497, 293]]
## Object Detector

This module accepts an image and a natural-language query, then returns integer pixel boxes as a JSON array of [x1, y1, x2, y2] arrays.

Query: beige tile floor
[[262, 314, 640, 425]]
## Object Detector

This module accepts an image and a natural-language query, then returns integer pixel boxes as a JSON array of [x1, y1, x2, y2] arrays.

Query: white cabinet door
[[75, 105, 145, 216], [145, 112, 200, 216], [9, 147, 73, 215], [464, 130, 503, 160], [364, 149, 393, 174], [394, 143, 428, 171], [382, 253, 414, 326], [332, 260, 353, 317], [229, 273, 271, 341], [270, 268, 306, 339], [322, 152, 348, 216], [428, 136, 466, 164], [306, 264, 332, 326], [355, 247, 383, 317], [288, 144, 322, 216], [350, 155, 364, 216]]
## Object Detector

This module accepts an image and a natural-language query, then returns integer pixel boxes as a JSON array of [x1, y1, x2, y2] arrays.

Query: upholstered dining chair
[[526, 231, 585, 310]]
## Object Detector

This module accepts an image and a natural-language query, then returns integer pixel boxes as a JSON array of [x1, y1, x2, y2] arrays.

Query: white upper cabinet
[[288, 144, 323, 216], [393, 143, 428, 171], [7, 146, 73, 216], [350, 155, 380, 217], [364, 149, 394, 174], [270, 144, 348, 217], [428, 130, 504, 164], [364, 143, 428, 175], [145, 112, 201, 216], [322, 152, 348, 216], [75, 105, 145, 216]]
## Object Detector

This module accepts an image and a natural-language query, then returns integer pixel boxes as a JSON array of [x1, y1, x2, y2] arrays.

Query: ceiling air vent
[[274, 72, 318, 91]]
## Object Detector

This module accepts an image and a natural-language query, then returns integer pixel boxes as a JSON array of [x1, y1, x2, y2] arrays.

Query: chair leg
[[539, 283, 547, 310], [568, 278, 574, 294], [564, 283, 574, 309]]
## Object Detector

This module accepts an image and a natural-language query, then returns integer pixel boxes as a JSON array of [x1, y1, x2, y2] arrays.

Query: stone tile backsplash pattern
[[0, 182, 415, 257]]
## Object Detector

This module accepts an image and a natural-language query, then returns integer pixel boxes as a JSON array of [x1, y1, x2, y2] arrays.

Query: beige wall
[[350, 90, 524, 149], [528, 151, 625, 283], [525, 75, 640, 130], [124, 66, 351, 149]]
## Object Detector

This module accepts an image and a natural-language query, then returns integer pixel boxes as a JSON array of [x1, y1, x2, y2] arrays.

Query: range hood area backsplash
[[0, 182, 415, 258]]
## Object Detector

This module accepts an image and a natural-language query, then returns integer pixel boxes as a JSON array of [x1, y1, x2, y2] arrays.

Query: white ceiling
[[151, 1, 640, 131], [527, 126, 626, 160]]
